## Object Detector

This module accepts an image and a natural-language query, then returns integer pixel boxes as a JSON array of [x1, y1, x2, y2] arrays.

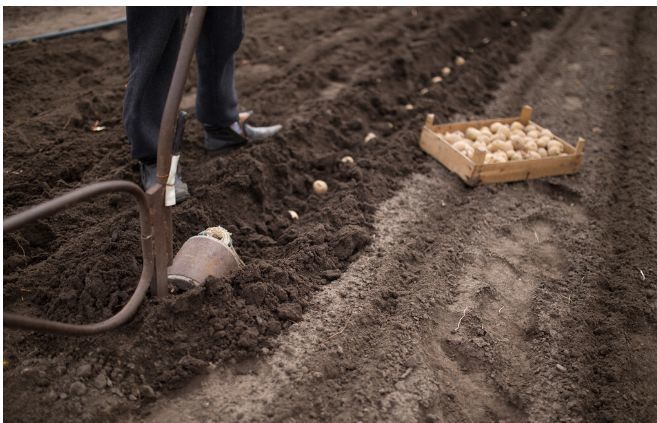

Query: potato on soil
[[364, 132, 377, 143], [313, 180, 328, 194]]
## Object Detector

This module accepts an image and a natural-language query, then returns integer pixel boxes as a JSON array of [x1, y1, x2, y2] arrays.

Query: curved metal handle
[[3, 181, 154, 336]]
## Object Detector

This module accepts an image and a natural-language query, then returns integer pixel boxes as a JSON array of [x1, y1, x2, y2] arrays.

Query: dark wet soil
[[4, 6, 656, 423]]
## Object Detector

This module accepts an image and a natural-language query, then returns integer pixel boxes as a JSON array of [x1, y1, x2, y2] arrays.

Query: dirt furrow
[[5, 6, 655, 423], [144, 7, 657, 422]]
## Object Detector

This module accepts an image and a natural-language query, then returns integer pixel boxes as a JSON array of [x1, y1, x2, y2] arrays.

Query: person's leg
[[123, 6, 187, 162], [195, 6, 244, 128]]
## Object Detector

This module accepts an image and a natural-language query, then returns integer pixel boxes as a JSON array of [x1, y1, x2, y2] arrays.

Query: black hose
[[3, 17, 127, 47]]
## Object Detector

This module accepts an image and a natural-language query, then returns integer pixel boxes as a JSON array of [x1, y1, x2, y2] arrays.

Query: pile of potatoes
[[439, 121, 568, 164]]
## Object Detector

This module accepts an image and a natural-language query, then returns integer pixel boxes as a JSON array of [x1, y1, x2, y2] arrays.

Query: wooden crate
[[419, 105, 586, 186]]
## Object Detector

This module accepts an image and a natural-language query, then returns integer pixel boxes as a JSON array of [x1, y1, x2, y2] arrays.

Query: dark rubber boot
[[203, 112, 282, 151]]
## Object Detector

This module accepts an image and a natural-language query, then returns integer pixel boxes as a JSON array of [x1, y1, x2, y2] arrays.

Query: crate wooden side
[[419, 126, 478, 185], [478, 153, 584, 184]]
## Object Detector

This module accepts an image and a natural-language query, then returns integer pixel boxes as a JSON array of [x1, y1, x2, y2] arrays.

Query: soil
[[3, 6, 656, 423], [3, 7, 125, 42]]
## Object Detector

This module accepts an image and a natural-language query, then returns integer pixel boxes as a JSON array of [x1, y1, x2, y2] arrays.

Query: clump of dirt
[[3, 7, 562, 422]]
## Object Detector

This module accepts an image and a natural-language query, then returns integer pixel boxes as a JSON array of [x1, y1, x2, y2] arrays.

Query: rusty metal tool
[[4, 6, 241, 336]]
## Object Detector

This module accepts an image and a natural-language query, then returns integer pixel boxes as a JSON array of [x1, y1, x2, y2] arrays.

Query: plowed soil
[[3, 6, 657, 423]]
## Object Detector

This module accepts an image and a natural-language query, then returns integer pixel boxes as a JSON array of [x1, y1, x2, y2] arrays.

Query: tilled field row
[[4, 6, 656, 423]]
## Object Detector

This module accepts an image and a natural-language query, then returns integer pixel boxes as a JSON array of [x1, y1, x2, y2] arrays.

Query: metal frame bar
[[3, 7, 208, 335], [3, 17, 127, 47], [3, 181, 154, 336]]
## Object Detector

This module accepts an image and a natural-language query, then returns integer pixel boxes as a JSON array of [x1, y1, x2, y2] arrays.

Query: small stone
[[455, 56, 466, 66], [277, 303, 303, 322], [237, 328, 259, 348], [320, 269, 341, 282], [364, 132, 377, 143], [128, 394, 138, 401], [404, 104, 414, 111], [431, 76, 443, 84], [140, 384, 156, 401], [556, 364, 567, 372], [94, 373, 108, 389], [77, 363, 93, 378], [441, 66, 451, 76], [45, 390, 58, 402], [420, 88, 429, 95], [70, 381, 87, 396]]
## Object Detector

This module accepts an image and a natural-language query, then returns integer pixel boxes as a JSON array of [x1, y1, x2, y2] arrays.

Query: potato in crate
[[419, 105, 585, 186]]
